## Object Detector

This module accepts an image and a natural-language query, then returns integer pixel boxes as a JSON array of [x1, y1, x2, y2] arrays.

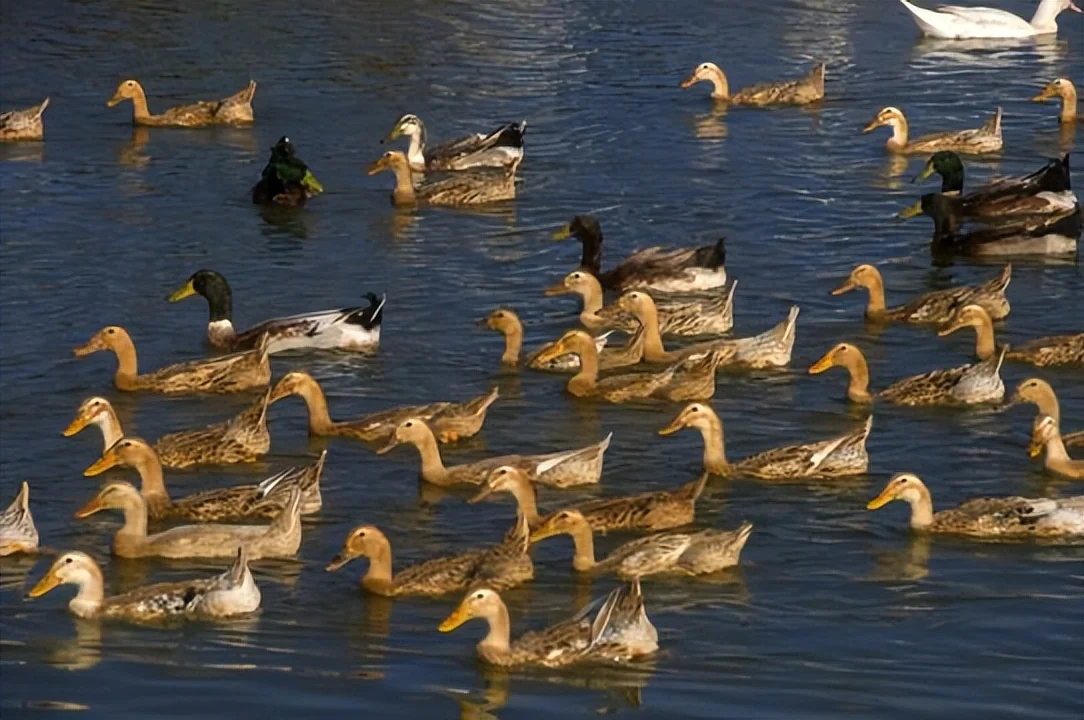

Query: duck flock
[[2, 0, 1084, 678]]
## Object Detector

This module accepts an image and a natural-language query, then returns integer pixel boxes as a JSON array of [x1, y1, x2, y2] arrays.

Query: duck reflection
[[691, 103, 728, 141], [0, 551, 42, 591], [118, 127, 150, 167], [869, 534, 931, 582], [911, 35, 1066, 68], [258, 203, 316, 241]]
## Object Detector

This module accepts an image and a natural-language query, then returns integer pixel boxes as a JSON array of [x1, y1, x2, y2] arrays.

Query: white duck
[[897, 0, 1081, 38]]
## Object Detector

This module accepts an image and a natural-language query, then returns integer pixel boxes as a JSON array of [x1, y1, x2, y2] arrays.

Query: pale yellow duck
[[269, 371, 497, 444], [74, 326, 270, 394], [531, 509, 753, 579], [377, 417, 610, 488], [0, 98, 49, 141], [831, 263, 1011, 324], [479, 307, 638, 371], [658, 403, 872, 479], [106, 79, 256, 127], [368, 150, 518, 206], [1032, 78, 1079, 123], [1030, 415, 1084, 480], [867, 472, 1084, 538], [0, 482, 38, 556], [64, 392, 272, 468], [1012, 378, 1084, 448], [439, 579, 658, 667], [680, 62, 825, 105], [810, 342, 1005, 406], [82, 437, 324, 521], [938, 304, 1084, 367], [75, 480, 303, 560], [469, 465, 708, 533], [28, 547, 260, 621], [862, 107, 1003, 155]]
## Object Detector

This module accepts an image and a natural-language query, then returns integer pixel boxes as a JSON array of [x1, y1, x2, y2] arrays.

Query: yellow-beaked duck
[[368, 150, 518, 206], [680, 62, 825, 105], [479, 307, 638, 371], [106, 79, 256, 127], [0, 482, 38, 556], [0, 98, 49, 141], [1030, 415, 1084, 479], [382, 114, 526, 172], [1033, 78, 1080, 123], [1012, 378, 1084, 448], [938, 304, 1084, 367], [863, 106, 1002, 155]]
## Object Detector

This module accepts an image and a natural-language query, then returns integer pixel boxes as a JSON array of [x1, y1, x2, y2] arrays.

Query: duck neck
[[131, 446, 171, 513], [297, 381, 335, 434], [361, 537, 395, 592], [390, 164, 416, 204], [507, 476, 540, 525], [905, 485, 935, 530], [861, 274, 887, 316], [478, 601, 512, 656], [707, 68, 730, 100], [567, 342, 600, 396], [411, 430, 448, 484], [1030, 0, 1065, 33], [1042, 431, 1072, 467], [500, 321, 523, 366], [405, 124, 427, 169], [579, 231, 603, 278], [116, 497, 149, 541], [93, 409, 124, 450], [697, 416, 730, 475], [886, 117, 909, 152], [70, 565, 106, 618], [843, 353, 873, 403], [579, 279, 604, 316], [568, 521, 597, 572], [110, 336, 140, 390], [1030, 387, 1061, 423], [968, 316, 997, 361], [1058, 84, 1078, 122], [129, 86, 152, 122], [636, 304, 668, 362]]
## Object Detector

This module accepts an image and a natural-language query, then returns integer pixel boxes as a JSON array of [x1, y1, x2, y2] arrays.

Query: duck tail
[[13, 481, 30, 514], [356, 292, 386, 328], [808, 62, 826, 95], [256, 387, 273, 429], [860, 413, 874, 442], [35, 98, 50, 119], [682, 472, 710, 503], [506, 154, 524, 179], [993, 263, 1012, 293], [466, 386, 500, 416], [983, 107, 1003, 138]]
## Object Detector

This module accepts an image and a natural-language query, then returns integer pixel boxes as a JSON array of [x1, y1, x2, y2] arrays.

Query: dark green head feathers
[[252, 136, 324, 206], [167, 269, 233, 322], [914, 151, 964, 194]]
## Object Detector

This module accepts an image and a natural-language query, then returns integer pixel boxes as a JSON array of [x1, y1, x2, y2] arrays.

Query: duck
[[617, 291, 798, 369], [938, 304, 1084, 367], [895, 0, 1081, 39], [168, 270, 382, 353], [368, 150, 518, 207], [658, 403, 872, 479], [479, 307, 638, 371], [680, 62, 825, 105], [544, 270, 737, 336], [438, 579, 658, 668], [82, 437, 324, 521], [74, 480, 303, 560], [377, 417, 610, 488], [251, 136, 324, 207], [831, 263, 1011, 324], [28, 547, 260, 621], [0, 482, 38, 556], [863, 107, 1002, 155], [531, 509, 753, 579], [469, 465, 708, 533], [1012, 378, 1084, 448], [0, 98, 49, 141], [534, 329, 728, 403], [73, 326, 271, 395], [809, 342, 1005, 405], [1033, 78, 1080, 123], [1030, 415, 1084, 479], [268, 371, 498, 444], [106, 79, 256, 127], [382, 114, 526, 172], [553, 216, 727, 293], [64, 392, 272, 469], [867, 472, 1084, 537]]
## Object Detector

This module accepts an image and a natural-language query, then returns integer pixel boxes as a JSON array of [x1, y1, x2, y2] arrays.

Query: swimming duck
[[832, 263, 1011, 323], [553, 216, 727, 293], [74, 326, 271, 394], [251, 137, 324, 206], [168, 270, 382, 353], [106, 79, 256, 127], [680, 62, 825, 105], [0, 482, 38, 556], [268, 371, 498, 444], [659, 403, 872, 479], [377, 418, 610, 488], [382, 114, 527, 172], [895, 0, 1081, 39], [64, 392, 272, 469], [867, 472, 1084, 537], [938, 304, 1084, 367], [1012, 378, 1084, 448], [82, 437, 324, 521], [1030, 415, 1084, 479], [28, 547, 260, 621], [439, 579, 658, 668], [531, 509, 753, 578], [479, 307, 637, 371], [809, 342, 1005, 405], [368, 150, 518, 207], [0, 98, 49, 141], [75, 480, 303, 560], [1033, 78, 1080, 123], [863, 107, 1002, 155], [469, 465, 708, 533]]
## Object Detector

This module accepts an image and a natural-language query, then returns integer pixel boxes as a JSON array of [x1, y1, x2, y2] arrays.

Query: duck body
[[680, 62, 825, 105], [107, 79, 256, 127], [251, 136, 324, 207], [0, 98, 49, 141], [864, 107, 1002, 155], [383, 114, 526, 172], [369, 151, 518, 206], [0, 482, 38, 556], [896, 0, 1081, 38]]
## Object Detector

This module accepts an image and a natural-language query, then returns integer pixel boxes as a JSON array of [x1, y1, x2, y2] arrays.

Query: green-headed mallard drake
[[479, 307, 638, 371], [680, 62, 825, 105], [368, 150, 518, 206], [939, 304, 1084, 367], [168, 269, 382, 353], [1033, 78, 1080, 123], [863, 106, 1002, 155], [382, 114, 526, 172], [1030, 415, 1084, 479], [1012, 378, 1084, 448], [0, 98, 49, 141], [0, 482, 38, 556], [107, 79, 255, 127], [251, 136, 324, 206], [832, 263, 1011, 323]]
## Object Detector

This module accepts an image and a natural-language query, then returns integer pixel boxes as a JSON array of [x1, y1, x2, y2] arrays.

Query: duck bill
[[679, 73, 698, 89], [301, 170, 324, 194], [83, 452, 119, 477], [63, 413, 91, 437], [325, 551, 357, 572], [866, 487, 896, 511], [73, 336, 105, 357], [1069, 1, 1082, 14], [831, 279, 857, 296], [105, 92, 123, 108], [528, 522, 560, 543], [657, 414, 688, 436], [896, 201, 924, 220], [551, 224, 572, 241], [28, 569, 61, 598], [375, 436, 399, 455], [1028, 438, 1045, 458], [168, 279, 197, 303], [861, 118, 883, 134], [532, 343, 565, 366], [381, 125, 403, 144], [438, 603, 471, 632], [543, 281, 571, 297], [912, 161, 937, 184], [74, 496, 105, 519], [467, 484, 495, 505], [474, 317, 493, 329], [367, 157, 389, 176], [267, 380, 291, 404], [936, 321, 964, 338], [808, 353, 834, 375]]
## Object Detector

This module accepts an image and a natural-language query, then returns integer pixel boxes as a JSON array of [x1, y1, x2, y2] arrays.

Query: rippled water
[[2, 0, 1083, 717]]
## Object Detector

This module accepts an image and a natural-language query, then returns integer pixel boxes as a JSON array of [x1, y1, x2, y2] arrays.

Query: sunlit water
[[1, 0, 1082, 717]]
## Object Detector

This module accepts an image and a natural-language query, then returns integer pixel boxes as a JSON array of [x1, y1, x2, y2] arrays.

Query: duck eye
[[107, 329, 115, 335], [64, 557, 73, 564]]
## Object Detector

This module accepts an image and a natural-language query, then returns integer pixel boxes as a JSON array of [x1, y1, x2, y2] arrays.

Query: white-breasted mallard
[[0, 482, 38, 556], [863, 106, 1003, 155], [168, 269, 382, 353], [809, 342, 1005, 405], [680, 62, 825, 105], [553, 215, 727, 293], [1030, 415, 1084, 479], [28, 547, 260, 621], [368, 150, 518, 206], [382, 114, 526, 172], [479, 307, 637, 371], [1012, 378, 1084, 448], [0, 98, 49, 141], [107, 79, 256, 127], [867, 472, 1084, 538], [251, 136, 324, 207], [439, 579, 658, 668], [1033, 77, 1080, 123], [939, 304, 1084, 367]]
